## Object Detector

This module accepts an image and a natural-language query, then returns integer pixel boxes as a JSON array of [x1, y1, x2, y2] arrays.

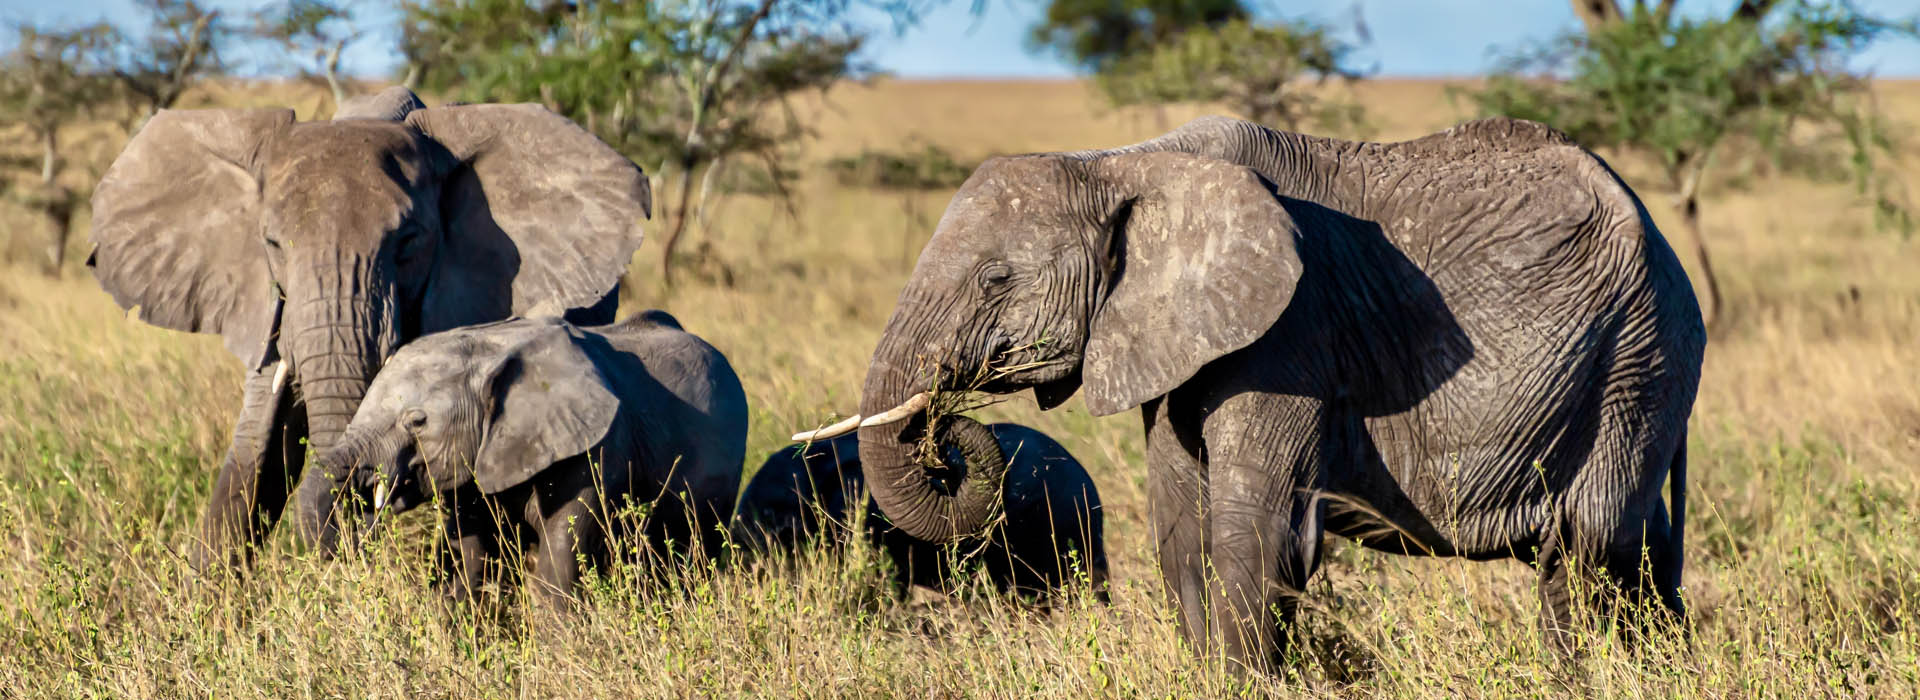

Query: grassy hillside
[[0, 78, 1915, 697]]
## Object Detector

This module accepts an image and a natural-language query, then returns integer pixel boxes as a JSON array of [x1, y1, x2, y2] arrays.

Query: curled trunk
[[858, 331, 1009, 541]]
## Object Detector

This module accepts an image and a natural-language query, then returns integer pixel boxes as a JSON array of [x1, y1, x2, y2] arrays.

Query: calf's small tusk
[[269, 361, 288, 395], [791, 413, 862, 442], [373, 481, 389, 510], [857, 392, 932, 428]]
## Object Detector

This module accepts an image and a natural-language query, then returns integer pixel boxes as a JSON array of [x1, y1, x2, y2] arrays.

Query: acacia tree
[[403, 0, 913, 289], [111, 0, 227, 127], [1469, 0, 1916, 327], [0, 24, 119, 272], [1096, 17, 1369, 134], [252, 0, 366, 107], [1029, 0, 1245, 70]]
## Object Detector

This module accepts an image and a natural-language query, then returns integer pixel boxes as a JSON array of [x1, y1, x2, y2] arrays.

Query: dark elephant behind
[[86, 87, 651, 571], [733, 424, 1108, 602]]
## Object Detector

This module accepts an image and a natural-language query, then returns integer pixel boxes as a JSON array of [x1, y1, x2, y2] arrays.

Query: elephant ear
[[1079, 151, 1305, 416], [405, 104, 652, 335], [88, 108, 296, 368], [471, 323, 618, 494]]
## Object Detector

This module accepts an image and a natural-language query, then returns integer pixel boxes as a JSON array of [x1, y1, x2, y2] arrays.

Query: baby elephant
[[313, 312, 747, 605], [733, 423, 1108, 602]]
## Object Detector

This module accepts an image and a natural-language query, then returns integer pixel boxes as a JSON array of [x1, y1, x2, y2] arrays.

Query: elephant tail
[[1667, 429, 1688, 596]]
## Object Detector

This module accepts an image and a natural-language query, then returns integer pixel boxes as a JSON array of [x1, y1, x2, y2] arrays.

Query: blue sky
[[7, 0, 1920, 79]]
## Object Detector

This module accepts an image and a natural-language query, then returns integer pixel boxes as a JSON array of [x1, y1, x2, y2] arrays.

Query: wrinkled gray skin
[[857, 116, 1705, 672], [316, 312, 747, 605], [86, 87, 652, 573], [732, 424, 1107, 602]]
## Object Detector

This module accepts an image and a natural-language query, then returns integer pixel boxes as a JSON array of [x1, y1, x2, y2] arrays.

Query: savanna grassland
[[1, 78, 1917, 698]]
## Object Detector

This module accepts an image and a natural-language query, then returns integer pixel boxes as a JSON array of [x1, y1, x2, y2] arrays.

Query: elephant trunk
[[286, 264, 400, 551], [857, 328, 1008, 542]]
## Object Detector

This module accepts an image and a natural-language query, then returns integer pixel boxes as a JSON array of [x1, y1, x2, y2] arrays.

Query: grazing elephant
[[733, 424, 1107, 601], [86, 87, 653, 572], [806, 116, 1704, 672], [314, 312, 748, 604]]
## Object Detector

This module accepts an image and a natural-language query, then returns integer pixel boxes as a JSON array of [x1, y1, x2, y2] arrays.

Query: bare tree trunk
[[324, 39, 347, 106], [37, 128, 72, 275], [1675, 160, 1721, 329], [39, 128, 56, 187], [694, 156, 724, 238], [658, 163, 698, 291], [1679, 194, 1720, 329]]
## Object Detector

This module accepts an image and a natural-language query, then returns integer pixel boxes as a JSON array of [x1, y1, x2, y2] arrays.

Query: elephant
[[802, 115, 1705, 672], [313, 312, 748, 604], [733, 423, 1108, 602], [86, 86, 653, 572]]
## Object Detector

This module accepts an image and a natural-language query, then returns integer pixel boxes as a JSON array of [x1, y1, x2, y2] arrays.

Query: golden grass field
[[1, 77, 1916, 697]]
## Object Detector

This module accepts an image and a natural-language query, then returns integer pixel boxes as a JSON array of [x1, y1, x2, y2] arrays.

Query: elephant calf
[[733, 423, 1108, 602], [314, 312, 747, 605]]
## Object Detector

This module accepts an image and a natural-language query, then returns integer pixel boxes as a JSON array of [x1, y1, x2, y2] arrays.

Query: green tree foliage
[[1029, 0, 1245, 70], [1467, 0, 1918, 327], [401, 0, 902, 288], [0, 24, 119, 272], [252, 0, 366, 107], [1096, 17, 1369, 133]]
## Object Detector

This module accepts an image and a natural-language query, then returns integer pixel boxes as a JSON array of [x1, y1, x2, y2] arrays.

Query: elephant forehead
[[261, 124, 435, 238]]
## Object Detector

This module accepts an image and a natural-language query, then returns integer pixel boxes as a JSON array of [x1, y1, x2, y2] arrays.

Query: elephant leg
[[532, 498, 600, 608], [1539, 395, 1685, 650], [1202, 394, 1331, 674], [193, 363, 305, 574], [1144, 397, 1211, 652], [439, 489, 504, 603]]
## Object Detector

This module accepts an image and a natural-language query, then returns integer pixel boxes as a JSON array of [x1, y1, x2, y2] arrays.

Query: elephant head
[[315, 321, 620, 518], [87, 91, 651, 548], [850, 146, 1306, 541]]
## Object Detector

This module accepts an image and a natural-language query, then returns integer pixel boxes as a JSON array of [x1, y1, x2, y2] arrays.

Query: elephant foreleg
[[533, 498, 601, 608], [1201, 394, 1331, 674], [1144, 397, 1212, 652], [192, 363, 305, 574]]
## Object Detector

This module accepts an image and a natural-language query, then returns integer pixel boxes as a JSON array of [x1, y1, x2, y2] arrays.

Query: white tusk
[[268, 361, 288, 395], [858, 392, 932, 428], [373, 481, 389, 510], [791, 413, 862, 442]]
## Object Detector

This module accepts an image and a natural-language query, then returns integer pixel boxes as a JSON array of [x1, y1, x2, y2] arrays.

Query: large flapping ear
[[471, 324, 619, 493], [405, 104, 652, 335], [87, 108, 297, 368], [1079, 151, 1305, 416]]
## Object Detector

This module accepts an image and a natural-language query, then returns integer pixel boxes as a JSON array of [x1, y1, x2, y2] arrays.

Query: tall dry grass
[[0, 78, 1915, 697]]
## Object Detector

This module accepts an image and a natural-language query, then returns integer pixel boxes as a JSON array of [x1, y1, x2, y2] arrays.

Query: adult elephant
[[87, 87, 652, 573], [817, 116, 1704, 672]]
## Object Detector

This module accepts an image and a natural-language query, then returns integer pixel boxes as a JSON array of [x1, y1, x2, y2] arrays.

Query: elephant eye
[[395, 225, 429, 265], [400, 408, 428, 432], [262, 236, 283, 252], [978, 263, 1014, 290]]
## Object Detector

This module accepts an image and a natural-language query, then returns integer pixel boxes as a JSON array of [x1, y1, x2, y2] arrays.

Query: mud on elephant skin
[[839, 115, 1705, 672], [733, 423, 1108, 603], [315, 312, 747, 606], [86, 86, 653, 572]]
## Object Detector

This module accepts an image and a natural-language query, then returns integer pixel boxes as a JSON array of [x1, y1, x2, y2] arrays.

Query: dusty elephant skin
[[84, 87, 653, 573], [854, 115, 1706, 672], [315, 312, 747, 605], [732, 424, 1108, 602]]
